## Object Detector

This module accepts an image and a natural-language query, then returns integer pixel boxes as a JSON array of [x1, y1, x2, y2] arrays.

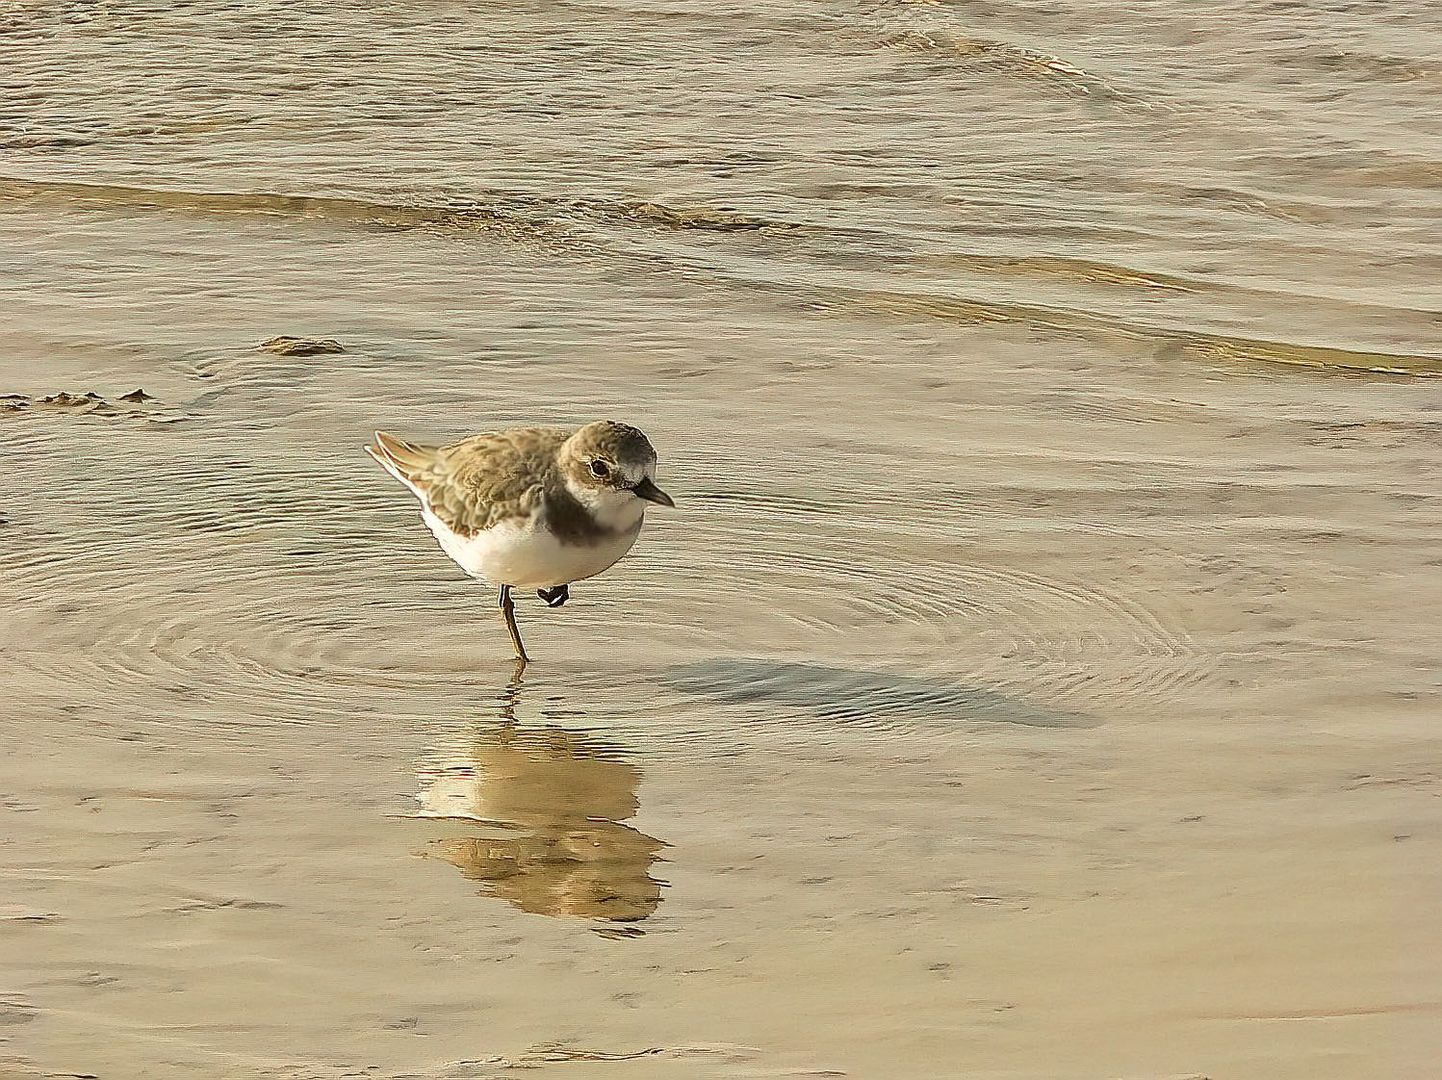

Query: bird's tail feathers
[[366, 430, 438, 493]]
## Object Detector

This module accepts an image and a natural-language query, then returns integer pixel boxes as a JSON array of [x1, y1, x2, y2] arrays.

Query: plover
[[366, 421, 674, 664]]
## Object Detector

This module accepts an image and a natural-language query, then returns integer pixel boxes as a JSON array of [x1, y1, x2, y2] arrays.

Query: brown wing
[[367, 427, 568, 537]]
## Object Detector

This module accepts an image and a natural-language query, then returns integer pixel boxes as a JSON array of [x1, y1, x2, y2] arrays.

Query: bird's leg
[[497, 584, 529, 666], [537, 583, 570, 608], [498, 655, 526, 734], [507, 656, 528, 690]]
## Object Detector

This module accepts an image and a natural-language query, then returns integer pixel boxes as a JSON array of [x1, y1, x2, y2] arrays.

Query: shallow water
[[3, 0, 1441, 1077]]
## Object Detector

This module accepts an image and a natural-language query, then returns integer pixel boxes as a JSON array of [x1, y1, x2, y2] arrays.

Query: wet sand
[[4, 0, 1442, 1075]]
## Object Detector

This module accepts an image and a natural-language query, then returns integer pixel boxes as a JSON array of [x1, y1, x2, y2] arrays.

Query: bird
[[365, 420, 674, 665]]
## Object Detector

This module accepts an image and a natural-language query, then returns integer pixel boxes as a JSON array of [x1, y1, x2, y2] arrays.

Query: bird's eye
[[589, 459, 610, 479]]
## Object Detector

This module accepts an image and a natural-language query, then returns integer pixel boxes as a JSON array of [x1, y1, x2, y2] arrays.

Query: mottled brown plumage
[[367, 421, 664, 541], [369, 427, 564, 538]]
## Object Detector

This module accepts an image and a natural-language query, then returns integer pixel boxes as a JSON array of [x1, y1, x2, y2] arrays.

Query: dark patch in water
[[259, 335, 345, 356], [0, 390, 185, 423], [667, 659, 1099, 729]]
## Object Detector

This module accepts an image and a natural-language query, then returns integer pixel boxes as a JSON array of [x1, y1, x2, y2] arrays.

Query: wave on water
[[874, 28, 1146, 105], [2, 174, 1436, 378], [718, 275, 1442, 378], [0, 175, 803, 240]]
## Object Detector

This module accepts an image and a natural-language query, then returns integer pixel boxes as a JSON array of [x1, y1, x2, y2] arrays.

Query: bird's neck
[[564, 477, 645, 533]]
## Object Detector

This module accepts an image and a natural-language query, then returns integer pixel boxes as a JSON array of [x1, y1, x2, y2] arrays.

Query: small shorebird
[[366, 421, 674, 665]]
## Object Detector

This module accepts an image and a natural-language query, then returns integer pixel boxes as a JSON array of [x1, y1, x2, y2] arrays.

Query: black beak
[[633, 477, 675, 507]]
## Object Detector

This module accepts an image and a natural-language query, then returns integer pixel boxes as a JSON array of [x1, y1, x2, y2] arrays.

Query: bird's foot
[[537, 584, 570, 608]]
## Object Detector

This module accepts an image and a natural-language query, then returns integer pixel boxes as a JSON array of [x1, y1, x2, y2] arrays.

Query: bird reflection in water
[[415, 677, 666, 936]]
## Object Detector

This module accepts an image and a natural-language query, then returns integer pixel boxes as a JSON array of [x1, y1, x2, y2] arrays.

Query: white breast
[[421, 508, 642, 589]]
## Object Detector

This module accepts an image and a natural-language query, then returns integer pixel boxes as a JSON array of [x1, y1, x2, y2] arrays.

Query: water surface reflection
[[416, 692, 666, 933]]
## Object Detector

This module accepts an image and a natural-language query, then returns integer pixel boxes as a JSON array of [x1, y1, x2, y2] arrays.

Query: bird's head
[[560, 421, 674, 522]]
